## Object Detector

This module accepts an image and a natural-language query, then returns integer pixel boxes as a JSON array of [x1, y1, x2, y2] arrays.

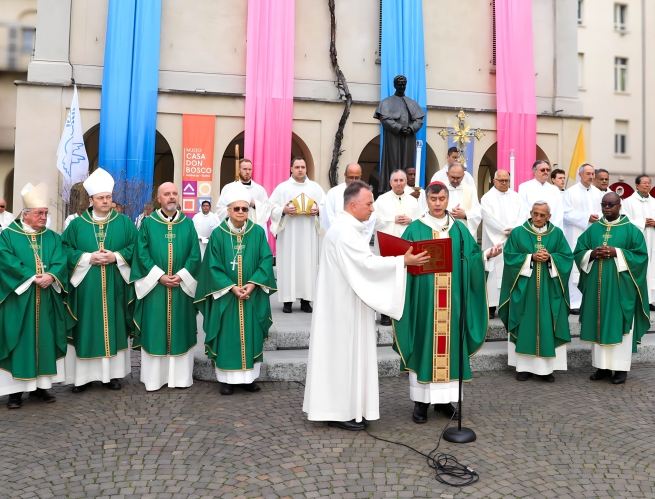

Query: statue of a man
[[374, 75, 425, 195]]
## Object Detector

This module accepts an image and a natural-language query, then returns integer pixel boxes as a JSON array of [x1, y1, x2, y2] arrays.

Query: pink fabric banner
[[495, 0, 537, 187], [244, 0, 295, 252]]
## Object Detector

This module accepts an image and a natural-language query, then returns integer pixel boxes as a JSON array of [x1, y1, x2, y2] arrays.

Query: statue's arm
[[378, 115, 403, 133], [408, 115, 424, 133]]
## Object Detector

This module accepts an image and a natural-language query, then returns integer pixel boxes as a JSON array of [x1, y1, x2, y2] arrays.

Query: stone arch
[[356, 135, 380, 195], [4, 168, 14, 213], [536, 145, 550, 163], [478, 142, 498, 199], [423, 142, 440, 183]]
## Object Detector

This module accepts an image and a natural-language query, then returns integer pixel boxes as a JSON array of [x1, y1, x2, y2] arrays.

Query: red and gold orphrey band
[[432, 270, 452, 383]]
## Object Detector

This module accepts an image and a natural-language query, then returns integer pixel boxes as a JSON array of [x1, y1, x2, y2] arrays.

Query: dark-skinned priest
[[393, 181, 502, 425], [130, 182, 202, 391], [62, 168, 138, 393], [499, 201, 574, 382], [303, 181, 430, 431], [0, 183, 69, 409], [195, 184, 277, 395], [574, 192, 650, 385]]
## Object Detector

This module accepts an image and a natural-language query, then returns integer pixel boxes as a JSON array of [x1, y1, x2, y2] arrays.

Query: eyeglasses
[[0, 205, 5, 208], [539, 168, 551, 173], [31, 210, 49, 217], [600, 202, 619, 208], [230, 206, 249, 213], [495, 179, 510, 184], [532, 213, 549, 218], [345, 176, 362, 181]]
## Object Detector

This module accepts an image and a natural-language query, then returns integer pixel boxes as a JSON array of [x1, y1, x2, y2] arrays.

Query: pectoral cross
[[438, 109, 485, 166], [165, 232, 176, 241], [534, 235, 545, 251], [231, 259, 238, 271], [97, 224, 106, 243], [29, 242, 41, 251], [602, 228, 612, 246]]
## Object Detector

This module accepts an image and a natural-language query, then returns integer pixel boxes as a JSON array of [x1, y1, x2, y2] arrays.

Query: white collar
[[22, 222, 36, 233], [604, 216, 622, 225], [92, 210, 111, 221], [227, 218, 246, 233], [421, 212, 450, 232]]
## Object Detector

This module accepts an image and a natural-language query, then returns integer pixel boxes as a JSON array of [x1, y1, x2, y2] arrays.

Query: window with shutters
[[578, 0, 584, 25], [376, 0, 382, 64], [614, 57, 628, 92], [614, 4, 627, 32], [491, 0, 496, 72], [615, 120, 629, 155]]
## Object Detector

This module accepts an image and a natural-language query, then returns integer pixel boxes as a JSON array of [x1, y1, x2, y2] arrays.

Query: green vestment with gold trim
[[0, 222, 69, 380], [130, 211, 201, 356], [62, 210, 138, 359], [194, 220, 277, 371], [574, 216, 650, 351], [392, 218, 488, 383], [499, 220, 573, 357]]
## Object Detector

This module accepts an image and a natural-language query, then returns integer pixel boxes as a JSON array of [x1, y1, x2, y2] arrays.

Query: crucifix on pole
[[438, 109, 485, 168]]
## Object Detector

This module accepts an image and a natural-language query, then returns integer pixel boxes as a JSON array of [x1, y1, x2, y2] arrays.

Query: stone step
[[193, 332, 655, 383]]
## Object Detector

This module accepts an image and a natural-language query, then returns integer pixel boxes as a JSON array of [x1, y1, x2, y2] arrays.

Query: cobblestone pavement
[[2, 357, 655, 499]]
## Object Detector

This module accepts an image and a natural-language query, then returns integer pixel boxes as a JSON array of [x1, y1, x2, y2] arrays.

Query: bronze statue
[[374, 75, 425, 195]]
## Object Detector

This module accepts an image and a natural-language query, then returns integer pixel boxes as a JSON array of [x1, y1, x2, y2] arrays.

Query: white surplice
[[446, 183, 481, 238], [373, 190, 420, 255], [322, 182, 375, 240], [431, 168, 476, 189], [303, 212, 406, 422], [63, 213, 79, 231], [563, 183, 602, 308], [518, 178, 564, 228], [480, 187, 527, 307], [269, 177, 326, 303], [216, 180, 271, 233], [622, 192, 655, 304], [0, 211, 14, 231], [192, 211, 219, 258]]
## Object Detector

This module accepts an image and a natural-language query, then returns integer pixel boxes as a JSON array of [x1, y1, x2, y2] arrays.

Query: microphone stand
[[443, 212, 476, 443]]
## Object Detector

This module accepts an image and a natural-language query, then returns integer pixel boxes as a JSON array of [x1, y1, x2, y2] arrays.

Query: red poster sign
[[182, 114, 215, 216]]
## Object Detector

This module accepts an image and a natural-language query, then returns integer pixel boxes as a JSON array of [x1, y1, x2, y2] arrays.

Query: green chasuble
[[0, 222, 69, 379], [62, 210, 138, 359], [393, 218, 488, 383], [194, 220, 277, 371], [574, 216, 650, 352], [130, 211, 202, 356], [498, 221, 573, 357]]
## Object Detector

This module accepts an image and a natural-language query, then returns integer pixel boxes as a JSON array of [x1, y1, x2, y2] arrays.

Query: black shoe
[[104, 379, 122, 390], [434, 403, 458, 419], [327, 420, 366, 431], [538, 374, 555, 383], [30, 388, 55, 403], [650, 304, 655, 311], [72, 382, 91, 393], [242, 383, 260, 392], [300, 300, 313, 313], [570, 308, 580, 315], [412, 402, 429, 424], [516, 372, 533, 381], [612, 371, 627, 384], [6, 392, 22, 409], [219, 384, 234, 395], [590, 368, 612, 381], [489, 307, 496, 319], [282, 302, 293, 313], [380, 315, 392, 326]]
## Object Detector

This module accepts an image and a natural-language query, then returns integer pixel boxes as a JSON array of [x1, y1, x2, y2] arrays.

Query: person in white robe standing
[[562, 164, 602, 313], [444, 162, 481, 238], [518, 160, 564, 227], [551, 169, 567, 198], [0, 198, 14, 231], [322, 163, 375, 240], [269, 157, 326, 314], [480, 169, 527, 318], [593, 169, 611, 195], [621, 174, 655, 309], [404, 166, 424, 204], [430, 147, 476, 188], [216, 158, 271, 233], [373, 169, 420, 325], [192, 200, 219, 258], [303, 180, 429, 431]]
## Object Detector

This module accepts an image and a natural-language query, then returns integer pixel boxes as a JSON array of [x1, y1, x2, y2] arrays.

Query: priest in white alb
[[562, 164, 602, 313], [444, 162, 481, 238], [303, 181, 429, 431], [269, 157, 326, 314], [192, 200, 219, 258], [518, 160, 564, 228], [621, 174, 655, 309], [480, 169, 527, 319], [0, 198, 14, 231], [322, 163, 375, 240], [430, 147, 476, 188], [216, 158, 271, 233]]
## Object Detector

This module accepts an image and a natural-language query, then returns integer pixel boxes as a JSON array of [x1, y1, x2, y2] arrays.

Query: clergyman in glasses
[[518, 160, 564, 228], [195, 184, 277, 395], [562, 164, 602, 314], [480, 169, 527, 319], [574, 192, 650, 385], [0, 198, 14, 231], [0, 183, 69, 409], [499, 201, 573, 382]]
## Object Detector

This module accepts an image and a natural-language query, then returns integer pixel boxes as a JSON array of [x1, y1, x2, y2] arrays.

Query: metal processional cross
[[438, 109, 485, 167]]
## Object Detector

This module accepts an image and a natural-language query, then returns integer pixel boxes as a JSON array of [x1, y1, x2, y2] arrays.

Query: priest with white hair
[[562, 164, 602, 313], [518, 160, 564, 228], [480, 169, 527, 318], [444, 162, 481, 238], [62, 168, 138, 393], [430, 147, 476, 188], [192, 200, 219, 258]]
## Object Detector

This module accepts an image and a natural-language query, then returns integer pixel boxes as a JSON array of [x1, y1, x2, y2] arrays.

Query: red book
[[377, 231, 453, 276]]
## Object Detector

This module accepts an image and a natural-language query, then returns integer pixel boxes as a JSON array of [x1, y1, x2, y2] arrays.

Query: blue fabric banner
[[99, 0, 161, 208], [380, 0, 428, 187]]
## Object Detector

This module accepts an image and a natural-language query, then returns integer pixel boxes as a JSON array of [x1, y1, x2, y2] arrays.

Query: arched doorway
[[536, 145, 549, 162], [218, 132, 315, 191], [424, 142, 440, 182], [478, 142, 498, 199], [4, 168, 13, 213]]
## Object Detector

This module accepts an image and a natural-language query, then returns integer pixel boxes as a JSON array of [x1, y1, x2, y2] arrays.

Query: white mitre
[[21, 182, 49, 208], [83, 167, 115, 196], [225, 184, 251, 205]]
